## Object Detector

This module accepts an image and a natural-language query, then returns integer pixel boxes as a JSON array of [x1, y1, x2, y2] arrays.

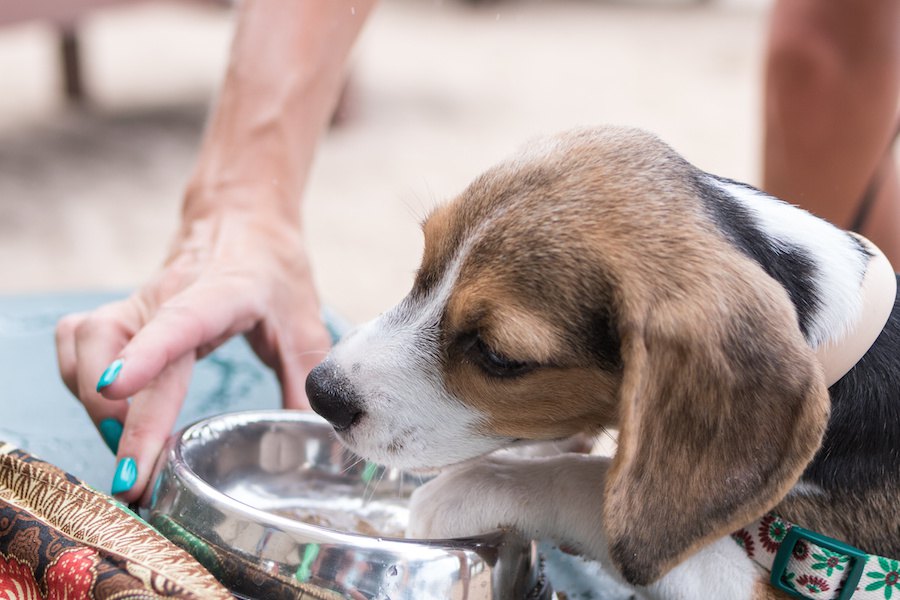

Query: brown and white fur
[[306, 127, 900, 599]]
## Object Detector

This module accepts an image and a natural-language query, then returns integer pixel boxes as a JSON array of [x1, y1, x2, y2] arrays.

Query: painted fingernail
[[111, 457, 137, 495], [98, 418, 123, 454], [96, 359, 124, 392]]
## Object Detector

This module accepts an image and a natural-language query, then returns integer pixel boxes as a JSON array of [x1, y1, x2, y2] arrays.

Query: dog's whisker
[[360, 461, 383, 506], [340, 454, 366, 475], [362, 466, 387, 507], [599, 425, 617, 444], [374, 468, 388, 502], [400, 189, 433, 226]]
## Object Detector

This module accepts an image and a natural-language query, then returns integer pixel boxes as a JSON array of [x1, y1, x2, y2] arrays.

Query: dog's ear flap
[[603, 266, 830, 586]]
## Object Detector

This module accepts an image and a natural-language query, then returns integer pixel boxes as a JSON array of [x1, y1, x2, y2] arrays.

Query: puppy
[[306, 127, 900, 600]]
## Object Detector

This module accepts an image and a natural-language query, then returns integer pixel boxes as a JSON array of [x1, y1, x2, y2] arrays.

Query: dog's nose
[[305, 362, 364, 431]]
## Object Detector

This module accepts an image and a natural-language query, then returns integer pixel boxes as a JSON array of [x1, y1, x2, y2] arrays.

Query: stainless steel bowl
[[148, 410, 553, 600]]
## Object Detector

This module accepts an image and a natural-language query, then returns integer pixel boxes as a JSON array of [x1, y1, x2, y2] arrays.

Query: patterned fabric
[[151, 514, 345, 600], [0, 442, 232, 599], [733, 513, 900, 599]]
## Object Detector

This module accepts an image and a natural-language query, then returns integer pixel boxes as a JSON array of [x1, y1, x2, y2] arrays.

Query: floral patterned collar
[[732, 513, 899, 600]]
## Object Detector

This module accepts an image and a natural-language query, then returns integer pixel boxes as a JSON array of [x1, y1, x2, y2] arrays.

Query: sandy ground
[[0, 0, 770, 323]]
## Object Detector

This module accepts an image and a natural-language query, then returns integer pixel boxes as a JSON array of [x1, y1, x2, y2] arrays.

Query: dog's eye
[[472, 336, 535, 378]]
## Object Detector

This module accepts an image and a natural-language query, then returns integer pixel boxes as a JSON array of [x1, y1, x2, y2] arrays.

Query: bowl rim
[[157, 409, 508, 550]]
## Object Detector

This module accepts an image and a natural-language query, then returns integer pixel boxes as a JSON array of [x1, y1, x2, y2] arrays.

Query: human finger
[[109, 352, 194, 504], [55, 311, 87, 396], [96, 280, 264, 401], [67, 303, 140, 454], [59, 309, 134, 454], [247, 311, 331, 411], [73, 300, 142, 400], [277, 331, 331, 410]]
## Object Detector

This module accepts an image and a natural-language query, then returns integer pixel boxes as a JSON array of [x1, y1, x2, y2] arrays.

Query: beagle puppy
[[306, 127, 900, 600]]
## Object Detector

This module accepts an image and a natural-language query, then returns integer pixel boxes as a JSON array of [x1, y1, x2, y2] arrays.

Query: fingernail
[[96, 359, 124, 392], [98, 418, 123, 454], [111, 457, 137, 495]]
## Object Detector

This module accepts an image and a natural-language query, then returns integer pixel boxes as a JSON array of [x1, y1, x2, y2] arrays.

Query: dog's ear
[[602, 262, 830, 586]]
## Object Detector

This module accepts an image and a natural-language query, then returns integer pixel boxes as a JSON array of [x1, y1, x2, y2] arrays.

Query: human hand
[[55, 207, 331, 503]]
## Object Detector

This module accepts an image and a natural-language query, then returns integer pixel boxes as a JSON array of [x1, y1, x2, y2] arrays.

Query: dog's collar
[[733, 513, 899, 600], [815, 234, 896, 387]]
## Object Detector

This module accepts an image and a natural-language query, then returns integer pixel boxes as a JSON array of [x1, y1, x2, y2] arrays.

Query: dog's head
[[306, 126, 830, 585]]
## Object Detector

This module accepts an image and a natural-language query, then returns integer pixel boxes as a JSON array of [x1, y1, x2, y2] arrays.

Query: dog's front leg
[[407, 453, 614, 566], [407, 453, 765, 600]]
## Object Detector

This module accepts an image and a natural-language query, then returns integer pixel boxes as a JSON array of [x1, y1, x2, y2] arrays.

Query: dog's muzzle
[[305, 362, 364, 431]]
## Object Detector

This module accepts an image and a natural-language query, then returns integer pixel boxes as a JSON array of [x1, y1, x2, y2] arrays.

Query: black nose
[[305, 362, 364, 431]]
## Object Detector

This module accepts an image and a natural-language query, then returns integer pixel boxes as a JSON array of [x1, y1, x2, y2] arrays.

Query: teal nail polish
[[98, 418, 123, 454], [111, 457, 137, 495], [96, 359, 124, 392]]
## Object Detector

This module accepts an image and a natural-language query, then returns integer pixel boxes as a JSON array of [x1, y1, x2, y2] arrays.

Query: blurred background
[[0, 0, 770, 324]]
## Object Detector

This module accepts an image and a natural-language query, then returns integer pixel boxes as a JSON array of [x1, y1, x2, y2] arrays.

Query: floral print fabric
[[0, 443, 231, 599], [733, 513, 900, 599]]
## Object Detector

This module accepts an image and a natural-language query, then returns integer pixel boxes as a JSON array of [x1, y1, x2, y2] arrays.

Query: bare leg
[[861, 149, 900, 261], [763, 0, 900, 264]]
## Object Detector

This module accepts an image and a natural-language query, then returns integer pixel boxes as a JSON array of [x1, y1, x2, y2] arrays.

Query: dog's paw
[[406, 457, 533, 541]]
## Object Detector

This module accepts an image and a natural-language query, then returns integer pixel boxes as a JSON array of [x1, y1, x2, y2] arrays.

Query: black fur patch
[[694, 173, 821, 341]]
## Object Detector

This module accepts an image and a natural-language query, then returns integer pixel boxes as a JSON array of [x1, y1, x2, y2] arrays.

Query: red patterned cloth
[[0, 442, 232, 599]]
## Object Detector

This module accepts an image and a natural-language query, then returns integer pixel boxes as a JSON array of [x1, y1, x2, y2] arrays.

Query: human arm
[[56, 0, 377, 503], [763, 0, 900, 262]]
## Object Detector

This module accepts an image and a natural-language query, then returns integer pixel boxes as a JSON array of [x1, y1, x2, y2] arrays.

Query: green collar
[[732, 513, 899, 600]]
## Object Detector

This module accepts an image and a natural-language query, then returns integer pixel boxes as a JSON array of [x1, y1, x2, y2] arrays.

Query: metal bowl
[[148, 410, 553, 600]]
